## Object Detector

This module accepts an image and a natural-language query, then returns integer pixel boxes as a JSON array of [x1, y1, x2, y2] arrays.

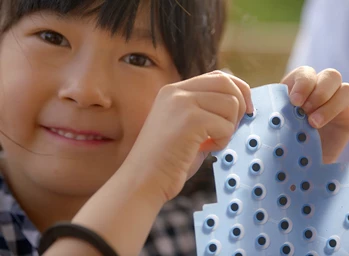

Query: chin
[[2, 141, 124, 196], [27, 157, 118, 197]]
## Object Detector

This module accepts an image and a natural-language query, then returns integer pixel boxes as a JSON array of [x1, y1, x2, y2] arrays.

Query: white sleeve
[[287, 0, 349, 162], [287, 0, 349, 83]]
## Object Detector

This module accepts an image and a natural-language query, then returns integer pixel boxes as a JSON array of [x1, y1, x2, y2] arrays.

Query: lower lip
[[43, 127, 113, 146]]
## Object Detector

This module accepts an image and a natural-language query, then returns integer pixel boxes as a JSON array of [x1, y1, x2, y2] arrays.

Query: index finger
[[229, 75, 254, 114], [217, 70, 254, 114], [281, 66, 317, 106], [179, 71, 255, 114]]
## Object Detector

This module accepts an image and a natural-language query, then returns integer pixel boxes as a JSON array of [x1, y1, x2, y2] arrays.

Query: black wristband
[[38, 222, 119, 256]]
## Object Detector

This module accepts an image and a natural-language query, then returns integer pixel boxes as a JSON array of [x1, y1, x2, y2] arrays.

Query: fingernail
[[236, 121, 241, 129], [303, 102, 312, 112], [247, 105, 255, 115], [310, 113, 324, 128], [290, 93, 304, 106], [220, 68, 233, 75]]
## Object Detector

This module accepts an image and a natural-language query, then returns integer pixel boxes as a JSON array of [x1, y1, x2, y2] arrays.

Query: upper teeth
[[49, 128, 104, 141]]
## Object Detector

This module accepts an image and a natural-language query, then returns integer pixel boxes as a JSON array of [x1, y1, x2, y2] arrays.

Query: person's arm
[[42, 71, 253, 255], [43, 159, 165, 256]]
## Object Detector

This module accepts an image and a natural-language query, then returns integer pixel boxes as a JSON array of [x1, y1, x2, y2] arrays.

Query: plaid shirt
[[0, 175, 214, 256]]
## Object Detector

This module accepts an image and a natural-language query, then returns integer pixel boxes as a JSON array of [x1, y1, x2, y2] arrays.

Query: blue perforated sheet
[[194, 84, 349, 256]]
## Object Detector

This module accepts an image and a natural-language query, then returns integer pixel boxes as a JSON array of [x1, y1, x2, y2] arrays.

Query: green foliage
[[230, 0, 305, 23]]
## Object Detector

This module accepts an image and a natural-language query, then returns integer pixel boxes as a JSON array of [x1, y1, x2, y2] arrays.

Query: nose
[[59, 59, 113, 109]]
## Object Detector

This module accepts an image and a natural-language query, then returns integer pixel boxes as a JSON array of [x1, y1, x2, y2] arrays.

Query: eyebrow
[[126, 28, 162, 46]]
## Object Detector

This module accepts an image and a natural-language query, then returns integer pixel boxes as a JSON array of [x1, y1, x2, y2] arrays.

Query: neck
[[1, 161, 89, 233]]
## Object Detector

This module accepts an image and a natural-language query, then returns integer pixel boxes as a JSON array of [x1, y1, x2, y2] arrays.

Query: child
[[0, 0, 348, 255]]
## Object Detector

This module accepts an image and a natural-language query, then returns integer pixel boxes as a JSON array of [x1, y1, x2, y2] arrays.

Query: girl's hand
[[125, 71, 253, 203], [282, 66, 349, 164]]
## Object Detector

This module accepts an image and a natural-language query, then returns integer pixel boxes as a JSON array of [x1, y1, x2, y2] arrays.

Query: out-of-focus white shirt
[[287, 0, 349, 82], [287, 0, 349, 162]]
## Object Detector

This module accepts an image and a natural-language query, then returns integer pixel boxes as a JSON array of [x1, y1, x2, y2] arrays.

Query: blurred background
[[220, 0, 305, 87]]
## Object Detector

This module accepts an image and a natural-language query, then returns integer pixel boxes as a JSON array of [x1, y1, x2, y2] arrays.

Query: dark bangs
[[0, 0, 226, 78]]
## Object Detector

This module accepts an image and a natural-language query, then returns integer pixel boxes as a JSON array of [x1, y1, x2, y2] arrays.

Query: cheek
[[116, 69, 180, 142], [117, 77, 162, 143], [0, 38, 53, 143], [121, 90, 156, 141]]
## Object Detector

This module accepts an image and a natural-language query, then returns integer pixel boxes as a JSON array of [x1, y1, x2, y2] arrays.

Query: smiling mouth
[[44, 127, 111, 142]]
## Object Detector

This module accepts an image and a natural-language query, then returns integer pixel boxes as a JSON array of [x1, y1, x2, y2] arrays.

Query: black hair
[[0, 0, 227, 79]]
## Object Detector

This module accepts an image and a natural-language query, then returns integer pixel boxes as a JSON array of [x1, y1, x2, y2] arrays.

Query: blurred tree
[[230, 0, 304, 23]]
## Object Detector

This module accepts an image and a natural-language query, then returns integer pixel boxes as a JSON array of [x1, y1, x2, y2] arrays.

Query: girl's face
[[0, 9, 180, 195]]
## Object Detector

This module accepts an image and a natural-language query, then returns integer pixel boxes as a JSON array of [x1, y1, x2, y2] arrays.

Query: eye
[[123, 53, 154, 67], [38, 30, 70, 47]]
